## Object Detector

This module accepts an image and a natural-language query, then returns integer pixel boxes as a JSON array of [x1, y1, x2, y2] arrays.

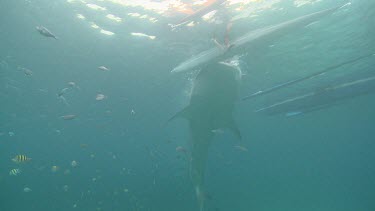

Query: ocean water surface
[[1, 0, 374, 211]]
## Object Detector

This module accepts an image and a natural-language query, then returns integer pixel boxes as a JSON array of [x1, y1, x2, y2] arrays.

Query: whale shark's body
[[169, 62, 241, 210], [169, 5, 345, 210]]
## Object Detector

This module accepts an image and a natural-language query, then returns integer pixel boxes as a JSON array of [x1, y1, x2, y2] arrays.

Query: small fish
[[18, 67, 33, 76], [23, 187, 32, 192], [61, 114, 76, 120], [63, 185, 69, 192], [38, 88, 48, 93], [36, 26, 58, 39], [95, 94, 106, 101], [68, 82, 76, 87], [12, 155, 32, 163], [285, 111, 303, 117], [80, 143, 88, 148], [9, 168, 21, 176], [176, 146, 187, 154], [58, 95, 70, 107], [234, 145, 248, 152], [68, 82, 81, 90], [98, 66, 110, 71], [71, 160, 78, 167], [211, 129, 225, 134], [58, 88, 69, 97], [51, 165, 59, 173]]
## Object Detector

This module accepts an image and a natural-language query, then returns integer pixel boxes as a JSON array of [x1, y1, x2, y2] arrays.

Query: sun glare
[[106, 14, 122, 22], [100, 29, 115, 36], [131, 32, 156, 40], [86, 3, 107, 11], [76, 14, 86, 20]]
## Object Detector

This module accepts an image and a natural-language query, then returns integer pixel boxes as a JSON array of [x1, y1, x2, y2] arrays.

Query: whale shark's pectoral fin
[[167, 106, 192, 123]]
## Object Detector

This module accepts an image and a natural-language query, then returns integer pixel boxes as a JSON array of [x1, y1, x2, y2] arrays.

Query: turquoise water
[[1, 0, 374, 210]]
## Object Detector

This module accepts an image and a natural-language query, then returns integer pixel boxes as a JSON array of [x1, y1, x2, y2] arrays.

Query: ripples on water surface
[[1, 0, 374, 211]]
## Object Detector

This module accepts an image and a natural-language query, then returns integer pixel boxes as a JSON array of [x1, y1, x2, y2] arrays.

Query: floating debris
[[36, 26, 58, 39], [9, 168, 21, 176], [23, 187, 32, 192], [8, 131, 15, 136], [98, 66, 110, 71], [12, 155, 32, 163], [95, 93, 106, 101], [61, 114, 76, 120]]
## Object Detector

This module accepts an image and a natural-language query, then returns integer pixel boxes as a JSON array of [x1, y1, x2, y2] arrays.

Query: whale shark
[[168, 4, 346, 210], [169, 62, 241, 211], [171, 6, 341, 73]]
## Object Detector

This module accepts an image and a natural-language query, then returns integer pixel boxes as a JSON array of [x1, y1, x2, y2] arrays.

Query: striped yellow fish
[[9, 168, 21, 176], [12, 155, 31, 163]]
